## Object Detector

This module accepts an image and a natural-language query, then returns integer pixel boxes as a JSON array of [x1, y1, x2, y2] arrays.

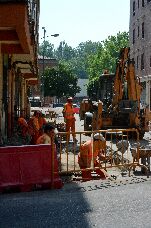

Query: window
[[142, 0, 144, 7], [142, 22, 144, 38], [137, 56, 139, 69], [141, 53, 144, 70], [133, 1, 135, 15], [133, 29, 135, 44], [138, 26, 139, 37], [138, 0, 139, 8]]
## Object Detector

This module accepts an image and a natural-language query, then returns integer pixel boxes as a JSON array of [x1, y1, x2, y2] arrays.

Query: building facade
[[0, 0, 40, 141], [75, 78, 88, 103], [129, 0, 151, 109]]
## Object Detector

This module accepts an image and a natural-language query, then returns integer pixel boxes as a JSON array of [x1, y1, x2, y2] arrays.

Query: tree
[[54, 40, 103, 79], [87, 31, 129, 96], [43, 64, 81, 100], [54, 41, 76, 61], [38, 40, 54, 57], [87, 78, 99, 100], [38, 31, 129, 98], [70, 41, 102, 79]]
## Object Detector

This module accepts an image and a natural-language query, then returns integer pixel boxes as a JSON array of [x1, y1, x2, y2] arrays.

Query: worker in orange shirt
[[18, 115, 28, 137], [78, 133, 109, 181], [28, 110, 40, 144], [62, 97, 77, 143], [17, 113, 31, 144], [38, 111, 47, 136], [36, 123, 55, 145]]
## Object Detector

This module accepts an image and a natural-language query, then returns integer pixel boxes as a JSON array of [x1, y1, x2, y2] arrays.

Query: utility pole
[[42, 26, 46, 106], [41, 27, 59, 106]]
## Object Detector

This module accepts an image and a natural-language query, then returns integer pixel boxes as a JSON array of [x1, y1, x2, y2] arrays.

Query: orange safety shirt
[[18, 117, 28, 128], [32, 116, 40, 131], [18, 117, 28, 137], [39, 117, 47, 129], [63, 103, 75, 120], [80, 140, 99, 159]]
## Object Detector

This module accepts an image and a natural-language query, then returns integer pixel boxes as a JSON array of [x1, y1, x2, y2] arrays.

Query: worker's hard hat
[[67, 97, 73, 100], [93, 133, 105, 141]]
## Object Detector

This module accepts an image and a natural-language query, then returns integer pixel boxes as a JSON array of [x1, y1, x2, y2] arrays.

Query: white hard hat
[[67, 97, 73, 100], [93, 133, 105, 141]]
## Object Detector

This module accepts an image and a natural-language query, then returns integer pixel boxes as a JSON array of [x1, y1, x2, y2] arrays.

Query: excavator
[[79, 47, 149, 138]]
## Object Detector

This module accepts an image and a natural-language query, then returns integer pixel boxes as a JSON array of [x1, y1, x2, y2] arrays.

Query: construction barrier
[[56, 128, 149, 179], [131, 146, 151, 173], [0, 144, 63, 192]]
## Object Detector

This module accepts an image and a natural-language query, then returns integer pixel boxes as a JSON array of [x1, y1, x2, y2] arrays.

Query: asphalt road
[[0, 176, 151, 228]]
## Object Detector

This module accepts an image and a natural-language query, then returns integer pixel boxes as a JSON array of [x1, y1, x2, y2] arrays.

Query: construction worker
[[38, 111, 47, 136], [36, 123, 55, 145], [78, 133, 109, 181], [28, 110, 40, 144], [17, 113, 31, 144], [18, 115, 28, 137], [62, 97, 77, 142]]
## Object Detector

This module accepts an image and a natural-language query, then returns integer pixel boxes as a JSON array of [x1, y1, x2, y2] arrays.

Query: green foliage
[[87, 32, 129, 96], [38, 41, 54, 58], [39, 40, 103, 79], [54, 41, 76, 61], [39, 31, 129, 98], [88, 32, 129, 78], [43, 64, 81, 98], [87, 77, 99, 100]]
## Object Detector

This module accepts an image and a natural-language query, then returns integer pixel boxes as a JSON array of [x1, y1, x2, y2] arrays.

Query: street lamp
[[41, 27, 59, 105], [51, 34, 59, 37]]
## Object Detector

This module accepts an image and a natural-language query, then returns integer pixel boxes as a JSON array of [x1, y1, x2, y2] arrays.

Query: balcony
[[0, 0, 39, 79]]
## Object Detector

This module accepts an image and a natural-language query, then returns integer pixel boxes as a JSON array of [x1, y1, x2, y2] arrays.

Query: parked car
[[73, 104, 80, 114]]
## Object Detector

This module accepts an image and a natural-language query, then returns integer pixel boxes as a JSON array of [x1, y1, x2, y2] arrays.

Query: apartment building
[[129, 0, 151, 109], [0, 0, 40, 140]]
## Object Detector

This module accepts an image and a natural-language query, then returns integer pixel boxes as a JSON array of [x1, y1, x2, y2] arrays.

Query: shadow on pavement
[[0, 182, 92, 228]]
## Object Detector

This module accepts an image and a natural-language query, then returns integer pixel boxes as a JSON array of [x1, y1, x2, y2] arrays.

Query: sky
[[39, 0, 130, 48]]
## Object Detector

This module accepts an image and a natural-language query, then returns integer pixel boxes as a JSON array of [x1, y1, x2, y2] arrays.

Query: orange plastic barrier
[[0, 144, 63, 192]]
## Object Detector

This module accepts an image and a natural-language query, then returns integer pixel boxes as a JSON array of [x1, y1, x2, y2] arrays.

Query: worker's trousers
[[66, 118, 76, 141]]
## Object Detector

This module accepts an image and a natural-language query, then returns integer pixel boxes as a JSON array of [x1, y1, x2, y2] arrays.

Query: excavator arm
[[80, 47, 149, 138]]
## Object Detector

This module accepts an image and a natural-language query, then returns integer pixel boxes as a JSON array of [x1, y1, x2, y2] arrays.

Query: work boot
[[95, 169, 108, 180], [81, 170, 92, 181]]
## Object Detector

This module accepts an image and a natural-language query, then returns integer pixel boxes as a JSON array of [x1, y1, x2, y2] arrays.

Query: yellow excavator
[[80, 47, 149, 138]]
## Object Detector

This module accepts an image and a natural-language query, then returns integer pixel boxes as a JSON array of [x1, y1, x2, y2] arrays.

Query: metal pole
[[41, 29, 59, 106], [42, 27, 46, 106]]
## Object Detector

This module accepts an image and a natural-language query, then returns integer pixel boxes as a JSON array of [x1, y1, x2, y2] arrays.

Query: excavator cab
[[97, 73, 115, 112]]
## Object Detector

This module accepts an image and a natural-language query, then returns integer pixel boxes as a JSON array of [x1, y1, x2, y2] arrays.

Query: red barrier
[[0, 144, 63, 192]]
